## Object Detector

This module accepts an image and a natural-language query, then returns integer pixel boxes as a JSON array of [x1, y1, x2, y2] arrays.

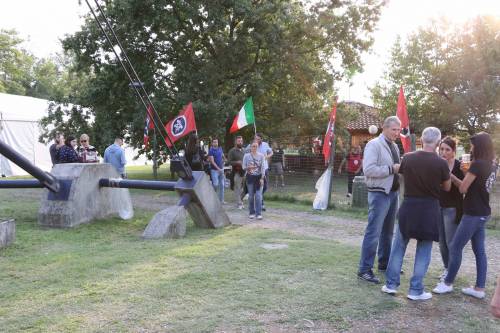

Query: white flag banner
[[313, 167, 332, 210]]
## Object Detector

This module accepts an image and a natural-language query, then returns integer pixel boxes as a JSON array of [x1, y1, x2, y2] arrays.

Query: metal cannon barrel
[[99, 178, 176, 191], [0, 139, 60, 192], [0, 179, 44, 189]]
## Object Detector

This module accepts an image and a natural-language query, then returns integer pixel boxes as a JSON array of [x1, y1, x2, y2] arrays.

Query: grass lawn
[[1, 187, 500, 332], [0, 193, 393, 332]]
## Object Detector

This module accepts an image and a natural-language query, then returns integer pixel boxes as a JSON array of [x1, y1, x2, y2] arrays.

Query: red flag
[[322, 102, 337, 165], [164, 102, 197, 147], [143, 104, 155, 147], [396, 86, 411, 153]]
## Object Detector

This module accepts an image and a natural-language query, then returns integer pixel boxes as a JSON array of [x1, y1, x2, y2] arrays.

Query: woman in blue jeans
[[434, 132, 497, 299], [242, 141, 266, 220], [437, 137, 464, 281]]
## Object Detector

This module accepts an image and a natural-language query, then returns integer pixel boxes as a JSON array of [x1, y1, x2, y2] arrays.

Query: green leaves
[[45, 0, 384, 153], [372, 16, 500, 138]]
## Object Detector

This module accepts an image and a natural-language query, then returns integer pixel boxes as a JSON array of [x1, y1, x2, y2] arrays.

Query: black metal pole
[[0, 140, 59, 192], [0, 179, 44, 189], [99, 178, 176, 191]]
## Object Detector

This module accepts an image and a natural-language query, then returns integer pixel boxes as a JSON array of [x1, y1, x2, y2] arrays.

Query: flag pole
[[253, 121, 257, 136], [327, 98, 338, 209], [152, 127, 158, 180]]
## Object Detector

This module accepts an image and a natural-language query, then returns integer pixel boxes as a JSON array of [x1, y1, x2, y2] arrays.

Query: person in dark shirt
[[270, 142, 285, 187], [436, 137, 464, 282], [49, 132, 64, 165], [184, 133, 205, 171], [382, 127, 451, 301], [57, 135, 80, 163], [228, 136, 245, 209], [434, 132, 497, 299]]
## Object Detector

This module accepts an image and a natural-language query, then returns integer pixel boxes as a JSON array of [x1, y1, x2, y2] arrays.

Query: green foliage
[[371, 16, 500, 138], [41, 0, 384, 154], [0, 29, 79, 103], [0, 29, 35, 95]]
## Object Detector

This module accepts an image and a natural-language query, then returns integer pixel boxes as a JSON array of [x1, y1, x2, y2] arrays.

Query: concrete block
[[0, 218, 15, 248], [175, 171, 231, 228], [142, 205, 187, 239], [38, 163, 133, 228]]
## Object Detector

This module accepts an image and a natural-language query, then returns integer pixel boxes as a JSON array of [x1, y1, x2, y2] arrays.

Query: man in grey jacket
[[358, 116, 402, 283]]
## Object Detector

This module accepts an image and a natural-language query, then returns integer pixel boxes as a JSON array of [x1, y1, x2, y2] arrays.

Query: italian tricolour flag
[[230, 97, 255, 133]]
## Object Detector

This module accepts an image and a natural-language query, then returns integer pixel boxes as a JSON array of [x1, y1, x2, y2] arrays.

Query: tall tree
[[0, 29, 35, 95], [372, 16, 500, 138], [41, 0, 384, 153]]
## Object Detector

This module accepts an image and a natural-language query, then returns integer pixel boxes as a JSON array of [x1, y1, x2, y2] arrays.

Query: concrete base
[[175, 171, 231, 228], [0, 218, 15, 248], [38, 163, 134, 228], [142, 206, 187, 239]]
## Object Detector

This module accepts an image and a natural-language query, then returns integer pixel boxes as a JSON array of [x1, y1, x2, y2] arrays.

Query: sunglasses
[[81, 140, 87, 142]]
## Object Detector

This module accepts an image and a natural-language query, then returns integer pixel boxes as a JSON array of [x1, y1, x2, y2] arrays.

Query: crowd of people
[[49, 133, 127, 178], [184, 132, 280, 220], [357, 116, 498, 302]]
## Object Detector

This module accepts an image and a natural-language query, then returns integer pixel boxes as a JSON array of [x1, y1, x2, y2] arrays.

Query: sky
[[0, 0, 498, 105]]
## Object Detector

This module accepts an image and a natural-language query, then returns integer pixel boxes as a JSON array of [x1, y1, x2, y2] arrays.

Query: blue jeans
[[210, 169, 225, 202], [385, 226, 433, 295], [438, 207, 458, 269], [445, 214, 489, 288], [247, 180, 263, 215], [358, 190, 398, 273]]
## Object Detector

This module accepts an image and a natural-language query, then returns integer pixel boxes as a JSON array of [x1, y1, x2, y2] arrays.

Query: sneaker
[[433, 281, 453, 294], [262, 205, 266, 211], [357, 270, 380, 284], [438, 269, 448, 282], [249, 214, 255, 219], [346, 193, 352, 198], [237, 204, 244, 210], [256, 215, 263, 220], [407, 292, 432, 301], [461, 287, 485, 299], [381, 285, 397, 295]]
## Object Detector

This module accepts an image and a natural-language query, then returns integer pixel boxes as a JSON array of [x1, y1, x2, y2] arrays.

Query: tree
[[0, 29, 35, 95], [40, 0, 385, 154], [372, 16, 500, 138]]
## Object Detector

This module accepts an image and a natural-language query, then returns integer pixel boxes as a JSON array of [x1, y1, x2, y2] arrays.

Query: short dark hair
[[255, 133, 263, 139], [65, 135, 76, 146], [440, 136, 457, 152], [470, 132, 494, 161], [235, 135, 243, 142]]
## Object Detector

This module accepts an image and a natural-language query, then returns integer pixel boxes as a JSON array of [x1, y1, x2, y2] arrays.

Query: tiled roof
[[342, 102, 381, 131]]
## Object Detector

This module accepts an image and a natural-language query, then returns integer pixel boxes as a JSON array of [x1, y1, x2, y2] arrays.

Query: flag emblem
[[171, 116, 187, 137]]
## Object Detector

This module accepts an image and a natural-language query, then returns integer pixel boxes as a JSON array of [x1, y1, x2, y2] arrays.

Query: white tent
[[0, 93, 52, 176], [0, 93, 147, 177]]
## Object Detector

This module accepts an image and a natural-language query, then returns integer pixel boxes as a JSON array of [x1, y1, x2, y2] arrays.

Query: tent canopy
[[0, 93, 147, 176]]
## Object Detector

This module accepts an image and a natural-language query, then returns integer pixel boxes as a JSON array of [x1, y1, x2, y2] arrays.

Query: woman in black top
[[184, 133, 205, 171], [437, 137, 464, 281], [434, 132, 497, 299]]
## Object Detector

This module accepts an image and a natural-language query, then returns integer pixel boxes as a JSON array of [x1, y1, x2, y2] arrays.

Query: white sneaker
[[439, 269, 448, 282], [381, 285, 397, 295], [237, 204, 244, 210], [433, 281, 453, 294], [461, 287, 485, 299], [249, 214, 255, 219], [407, 292, 432, 301], [256, 215, 263, 220]]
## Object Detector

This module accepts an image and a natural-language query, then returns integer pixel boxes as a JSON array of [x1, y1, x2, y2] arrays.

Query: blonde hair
[[80, 134, 89, 141]]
